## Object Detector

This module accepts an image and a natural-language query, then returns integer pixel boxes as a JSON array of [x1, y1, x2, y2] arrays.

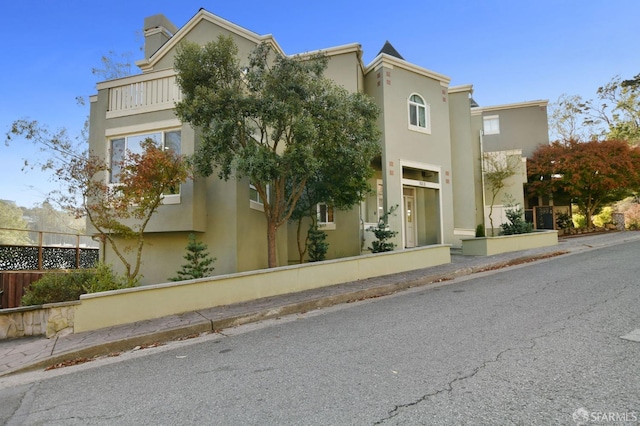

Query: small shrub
[[308, 225, 329, 262], [21, 264, 137, 306], [500, 203, 533, 235], [555, 211, 574, 231], [593, 206, 613, 228], [21, 270, 93, 306], [368, 206, 398, 253], [84, 263, 137, 293], [170, 234, 216, 281], [572, 213, 587, 229], [475, 224, 485, 238]]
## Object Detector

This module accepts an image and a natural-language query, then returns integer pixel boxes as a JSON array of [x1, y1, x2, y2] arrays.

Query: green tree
[[174, 36, 380, 268], [307, 225, 329, 262], [588, 75, 640, 143], [289, 148, 378, 263], [170, 234, 216, 281], [549, 74, 640, 144], [0, 200, 30, 245], [368, 206, 398, 253], [528, 139, 640, 229], [23, 201, 86, 246], [548, 94, 595, 142]]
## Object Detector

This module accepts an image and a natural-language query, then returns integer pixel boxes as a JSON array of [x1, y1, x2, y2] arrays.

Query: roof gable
[[136, 8, 286, 72]]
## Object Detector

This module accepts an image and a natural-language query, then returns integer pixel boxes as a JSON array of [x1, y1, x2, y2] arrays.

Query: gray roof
[[378, 41, 404, 60]]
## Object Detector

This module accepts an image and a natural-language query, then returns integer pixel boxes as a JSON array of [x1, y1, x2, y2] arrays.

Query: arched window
[[408, 94, 430, 133]]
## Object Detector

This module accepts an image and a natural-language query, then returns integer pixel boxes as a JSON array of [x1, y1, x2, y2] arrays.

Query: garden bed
[[461, 230, 558, 256]]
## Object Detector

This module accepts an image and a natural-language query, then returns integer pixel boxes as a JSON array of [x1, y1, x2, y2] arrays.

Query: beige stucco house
[[89, 9, 549, 284]]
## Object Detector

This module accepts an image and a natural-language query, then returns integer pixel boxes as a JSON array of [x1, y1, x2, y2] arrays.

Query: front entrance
[[403, 188, 416, 248]]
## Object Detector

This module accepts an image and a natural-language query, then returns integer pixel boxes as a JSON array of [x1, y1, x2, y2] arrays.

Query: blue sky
[[2, 0, 639, 208]]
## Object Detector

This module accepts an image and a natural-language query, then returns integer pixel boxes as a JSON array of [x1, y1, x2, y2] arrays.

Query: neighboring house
[[470, 102, 564, 230], [470, 101, 551, 233], [89, 10, 550, 284]]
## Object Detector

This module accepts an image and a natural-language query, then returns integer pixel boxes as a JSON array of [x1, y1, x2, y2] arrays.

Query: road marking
[[620, 329, 640, 342]]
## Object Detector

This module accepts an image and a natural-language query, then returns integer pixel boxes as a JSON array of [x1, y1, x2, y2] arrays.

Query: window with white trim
[[317, 202, 334, 224], [249, 183, 270, 211], [408, 94, 430, 133], [110, 130, 181, 184], [249, 183, 265, 204], [109, 130, 182, 203], [317, 202, 336, 230], [483, 115, 500, 135]]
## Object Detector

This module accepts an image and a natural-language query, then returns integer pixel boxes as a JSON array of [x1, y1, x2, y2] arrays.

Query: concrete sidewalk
[[1, 231, 639, 378]]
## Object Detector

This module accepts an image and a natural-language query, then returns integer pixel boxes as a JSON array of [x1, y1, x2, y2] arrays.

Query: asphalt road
[[1, 241, 639, 425]]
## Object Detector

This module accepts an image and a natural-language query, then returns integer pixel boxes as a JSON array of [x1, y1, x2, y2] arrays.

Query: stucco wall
[[286, 208, 364, 265], [461, 230, 558, 256], [364, 60, 454, 249], [152, 18, 261, 72], [478, 103, 549, 158], [449, 87, 482, 233], [323, 50, 363, 92], [75, 244, 451, 333]]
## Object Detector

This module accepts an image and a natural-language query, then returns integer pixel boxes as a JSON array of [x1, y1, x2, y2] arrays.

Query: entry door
[[404, 190, 416, 248]]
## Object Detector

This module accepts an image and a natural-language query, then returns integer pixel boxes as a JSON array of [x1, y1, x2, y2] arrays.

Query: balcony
[[97, 69, 183, 119]]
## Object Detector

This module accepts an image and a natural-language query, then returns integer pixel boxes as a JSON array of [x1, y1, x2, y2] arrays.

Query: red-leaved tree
[[7, 120, 191, 282], [528, 139, 640, 228]]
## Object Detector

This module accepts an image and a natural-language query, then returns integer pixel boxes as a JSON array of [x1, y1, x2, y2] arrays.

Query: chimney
[[143, 14, 178, 60]]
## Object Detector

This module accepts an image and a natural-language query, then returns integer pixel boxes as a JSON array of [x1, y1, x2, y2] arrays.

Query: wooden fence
[[0, 271, 48, 309], [0, 228, 100, 308]]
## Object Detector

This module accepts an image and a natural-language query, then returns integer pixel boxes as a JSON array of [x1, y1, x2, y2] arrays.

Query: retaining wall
[[461, 230, 558, 256], [1, 245, 450, 337]]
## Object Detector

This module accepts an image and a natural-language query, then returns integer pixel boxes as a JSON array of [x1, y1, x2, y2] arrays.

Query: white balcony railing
[[99, 69, 183, 119]]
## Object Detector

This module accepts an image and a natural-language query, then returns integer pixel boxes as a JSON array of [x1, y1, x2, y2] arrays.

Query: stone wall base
[[0, 302, 78, 339]]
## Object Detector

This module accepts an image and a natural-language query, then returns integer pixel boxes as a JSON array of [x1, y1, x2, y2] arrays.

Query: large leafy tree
[[549, 74, 640, 144], [528, 139, 640, 228], [548, 94, 594, 142], [0, 200, 30, 245], [289, 104, 381, 262], [6, 121, 191, 282], [174, 36, 380, 268]]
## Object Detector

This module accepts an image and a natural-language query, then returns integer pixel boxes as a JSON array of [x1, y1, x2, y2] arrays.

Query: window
[[249, 183, 270, 211], [249, 183, 266, 205], [317, 202, 336, 230], [408, 94, 430, 133], [110, 130, 181, 184], [317, 202, 334, 224], [483, 115, 500, 135]]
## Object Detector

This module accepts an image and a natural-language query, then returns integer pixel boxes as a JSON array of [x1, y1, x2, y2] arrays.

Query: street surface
[[1, 241, 639, 425]]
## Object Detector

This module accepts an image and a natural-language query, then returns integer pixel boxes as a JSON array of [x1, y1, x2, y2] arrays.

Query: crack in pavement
[[372, 286, 631, 426], [373, 338, 539, 425], [6, 383, 38, 426]]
